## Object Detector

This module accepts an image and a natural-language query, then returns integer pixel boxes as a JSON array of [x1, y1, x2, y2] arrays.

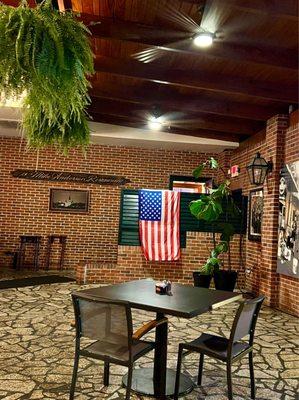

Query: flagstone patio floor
[[0, 269, 298, 400]]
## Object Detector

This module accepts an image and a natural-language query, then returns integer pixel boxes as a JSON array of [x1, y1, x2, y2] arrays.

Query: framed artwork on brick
[[248, 188, 263, 242], [277, 161, 299, 279], [49, 189, 89, 213]]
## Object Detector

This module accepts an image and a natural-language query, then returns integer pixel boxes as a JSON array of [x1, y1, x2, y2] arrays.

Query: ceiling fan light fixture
[[148, 116, 162, 131], [193, 32, 214, 47]]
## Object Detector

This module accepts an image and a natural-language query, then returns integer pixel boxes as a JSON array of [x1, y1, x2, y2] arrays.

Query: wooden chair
[[70, 293, 168, 400], [174, 295, 265, 400]]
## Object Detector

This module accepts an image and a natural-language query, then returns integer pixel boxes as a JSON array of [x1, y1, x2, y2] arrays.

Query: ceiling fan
[[131, 2, 220, 64], [126, 3, 224, 133]]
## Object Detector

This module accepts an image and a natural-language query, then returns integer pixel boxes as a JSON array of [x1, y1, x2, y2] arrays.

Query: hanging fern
[[0, 0, 94, 153]]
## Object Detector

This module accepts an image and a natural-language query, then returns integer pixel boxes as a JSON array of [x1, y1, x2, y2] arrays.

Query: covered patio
[[0, 0, 298, 399], [0, 270, 298, 400]]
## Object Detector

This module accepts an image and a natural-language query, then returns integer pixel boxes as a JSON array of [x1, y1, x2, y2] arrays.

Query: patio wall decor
[[248, 188, 263, 242], [277, 160, 299, 278], [49, 189, 89, 213]]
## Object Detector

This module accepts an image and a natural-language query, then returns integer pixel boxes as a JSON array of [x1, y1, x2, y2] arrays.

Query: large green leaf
[[209, 157, 219, 169], [193, 164, 204, 178], [190, 196, 223, 222], [218, 222, 235, 242]]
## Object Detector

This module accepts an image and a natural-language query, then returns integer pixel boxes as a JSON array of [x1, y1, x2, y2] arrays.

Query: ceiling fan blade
[[132, 38, 194, 63], [161, 2, 201, 34]]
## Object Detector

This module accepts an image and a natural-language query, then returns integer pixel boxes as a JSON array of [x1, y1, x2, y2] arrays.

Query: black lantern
[[246, 152, 273, 186]]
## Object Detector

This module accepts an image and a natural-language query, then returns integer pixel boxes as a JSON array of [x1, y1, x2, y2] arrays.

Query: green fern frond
[[0, 0, 94, 153]]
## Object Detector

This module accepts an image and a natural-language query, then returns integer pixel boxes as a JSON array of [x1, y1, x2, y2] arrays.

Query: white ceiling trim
[[0, 106, 239, 153]]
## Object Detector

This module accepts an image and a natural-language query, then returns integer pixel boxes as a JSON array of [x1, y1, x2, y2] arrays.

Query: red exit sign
[[228, 165, 240, 177]]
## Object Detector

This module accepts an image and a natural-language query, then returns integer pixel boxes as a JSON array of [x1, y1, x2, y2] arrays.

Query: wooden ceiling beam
[[183, 0, 298, 19], [90, 88, 285, 121], [83, 15, 298, 70], [93, 56, 297, 103], [89, 97, 264, 135], [89, 112, 242, 143], [216, 0, 299, 20]]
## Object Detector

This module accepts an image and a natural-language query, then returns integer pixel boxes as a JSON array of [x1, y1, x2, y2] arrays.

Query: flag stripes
[[139, 190, 180, 261]]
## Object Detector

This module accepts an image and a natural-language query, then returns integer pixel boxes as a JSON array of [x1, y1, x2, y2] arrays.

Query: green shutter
[[118, 189, 247, 246], [118, 190, 140, 245]]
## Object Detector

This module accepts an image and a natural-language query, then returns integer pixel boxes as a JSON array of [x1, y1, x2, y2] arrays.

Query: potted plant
[[0, 0, 94, 153], [190, 157, 241, 291]]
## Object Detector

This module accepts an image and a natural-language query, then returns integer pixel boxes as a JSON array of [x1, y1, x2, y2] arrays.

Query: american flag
[[138, 190, 181, 261]]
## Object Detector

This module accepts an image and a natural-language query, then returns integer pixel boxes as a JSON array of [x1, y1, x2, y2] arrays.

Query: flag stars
[[139, 190, 162, 221]]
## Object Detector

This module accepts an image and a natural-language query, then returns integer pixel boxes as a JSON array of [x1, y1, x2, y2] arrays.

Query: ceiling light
[[148, 117, 162, 131], [193, 32, 214, 48]]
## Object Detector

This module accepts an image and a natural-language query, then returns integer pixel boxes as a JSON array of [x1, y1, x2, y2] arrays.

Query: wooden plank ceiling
[[5, 0, 299, 143]]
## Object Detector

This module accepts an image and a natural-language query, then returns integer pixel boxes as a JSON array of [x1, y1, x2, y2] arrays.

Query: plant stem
[[212, 222, 216, 249], [228, 241, 232, 272]]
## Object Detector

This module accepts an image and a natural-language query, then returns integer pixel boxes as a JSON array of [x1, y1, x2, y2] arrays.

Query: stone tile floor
[[0, 269, 298, 399]]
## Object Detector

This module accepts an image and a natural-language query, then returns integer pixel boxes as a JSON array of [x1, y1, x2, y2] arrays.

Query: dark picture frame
[[277, 161, 299, 278], [49, 189, 89, 213], [248, 188, 263, 241]]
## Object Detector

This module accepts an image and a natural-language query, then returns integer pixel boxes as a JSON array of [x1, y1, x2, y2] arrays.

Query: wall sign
[[277, 160, 299, 279], [228, 165, 240, 177], [11, 169, 130, 186]]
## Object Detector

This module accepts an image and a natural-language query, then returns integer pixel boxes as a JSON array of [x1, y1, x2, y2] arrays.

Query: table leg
[[153, 312, 168, 398], [122, 309, 194, 399]]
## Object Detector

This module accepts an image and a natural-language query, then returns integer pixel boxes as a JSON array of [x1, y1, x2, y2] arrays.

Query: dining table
[[77, 278, 242, 399]]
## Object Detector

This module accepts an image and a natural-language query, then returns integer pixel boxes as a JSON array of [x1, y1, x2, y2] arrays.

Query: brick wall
[[0, 136, 216, 270], [230, 111, 299, 316], [76, 232, 244, 287], [1, 110, 298, 317]]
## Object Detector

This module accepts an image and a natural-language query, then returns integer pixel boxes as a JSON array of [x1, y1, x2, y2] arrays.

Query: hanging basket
[[0, 0, 94, 153]]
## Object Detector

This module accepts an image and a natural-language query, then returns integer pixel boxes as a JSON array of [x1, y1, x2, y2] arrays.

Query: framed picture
[[248, 188, 263, 241], [49, 189, 89, 213], [277, 161, 299, 278]]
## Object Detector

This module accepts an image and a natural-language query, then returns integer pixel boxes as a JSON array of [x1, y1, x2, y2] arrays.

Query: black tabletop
[[75, 279, 242, 318]]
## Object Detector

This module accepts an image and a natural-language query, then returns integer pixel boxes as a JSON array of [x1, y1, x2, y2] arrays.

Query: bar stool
[[17, 235, 42, 270], [45, 235, 67, 270]]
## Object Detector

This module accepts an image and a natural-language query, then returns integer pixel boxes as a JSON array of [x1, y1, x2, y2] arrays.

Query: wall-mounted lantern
[[246, 152, 273, 186]]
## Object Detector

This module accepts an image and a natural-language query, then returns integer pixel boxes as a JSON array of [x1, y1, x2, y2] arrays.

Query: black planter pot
[[214, 270, 238, 292], [193, 271, 212, 288]]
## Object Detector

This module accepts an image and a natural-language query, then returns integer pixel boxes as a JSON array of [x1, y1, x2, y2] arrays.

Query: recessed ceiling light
[[148, 116, 162, 131], [193, 32, 214, 48]]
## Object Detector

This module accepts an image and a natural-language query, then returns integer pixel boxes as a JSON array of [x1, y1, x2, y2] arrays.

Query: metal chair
[[70, 293, 167, 400], [174, 295, 265, 400]]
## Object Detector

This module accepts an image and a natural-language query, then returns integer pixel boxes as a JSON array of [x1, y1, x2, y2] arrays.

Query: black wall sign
[[11, 169, 130, 186]]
